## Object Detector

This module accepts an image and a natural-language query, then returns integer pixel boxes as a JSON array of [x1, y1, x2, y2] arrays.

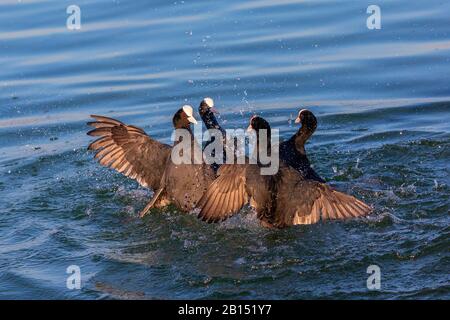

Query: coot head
[[295, 109, 317, 133], [173, 105, 198, 129], [247, 115, 271, 133], [198, 97, 218, 118]]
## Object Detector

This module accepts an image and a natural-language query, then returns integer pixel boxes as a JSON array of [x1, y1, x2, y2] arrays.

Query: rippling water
[[0, 0, 449, 299]]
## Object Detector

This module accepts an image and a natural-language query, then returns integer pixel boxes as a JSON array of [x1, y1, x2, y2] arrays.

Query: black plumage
[[198, 97, 226, 173], [280, 109, 325, 182]]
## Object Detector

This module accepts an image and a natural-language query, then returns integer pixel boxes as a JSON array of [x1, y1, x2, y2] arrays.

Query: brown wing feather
[[317, 187, 372, 221], [197, 164, 249, 222], [274, 167, 371, 227], [87, 115, 171, 190]]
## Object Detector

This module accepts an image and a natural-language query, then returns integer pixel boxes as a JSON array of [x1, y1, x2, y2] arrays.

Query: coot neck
[[201, 110, 224, 133], [292, 125, 314, 155], [253, 129, 272, 165]]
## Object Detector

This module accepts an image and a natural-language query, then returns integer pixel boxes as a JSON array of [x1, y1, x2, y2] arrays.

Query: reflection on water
[[0, 0, 449, 299]]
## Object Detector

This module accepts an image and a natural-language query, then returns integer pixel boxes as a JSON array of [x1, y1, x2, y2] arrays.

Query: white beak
[[187, 116, 198, 124], [203, 97, 214, 108], [295, 109, 307, 124], [182, 104, 198, 124]]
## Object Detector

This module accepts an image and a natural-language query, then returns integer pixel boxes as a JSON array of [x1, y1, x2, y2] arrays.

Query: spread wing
[[197, 164, 274, 223], [87, 115, 171, 190], [197, 164, 250, 223], [275, 168, 372, 226]]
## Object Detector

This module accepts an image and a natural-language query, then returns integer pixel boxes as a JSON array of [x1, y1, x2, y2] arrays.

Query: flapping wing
[[275, 168, 372, 226], [197, 164, 250, 222], [87, 115, 171, 190]]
